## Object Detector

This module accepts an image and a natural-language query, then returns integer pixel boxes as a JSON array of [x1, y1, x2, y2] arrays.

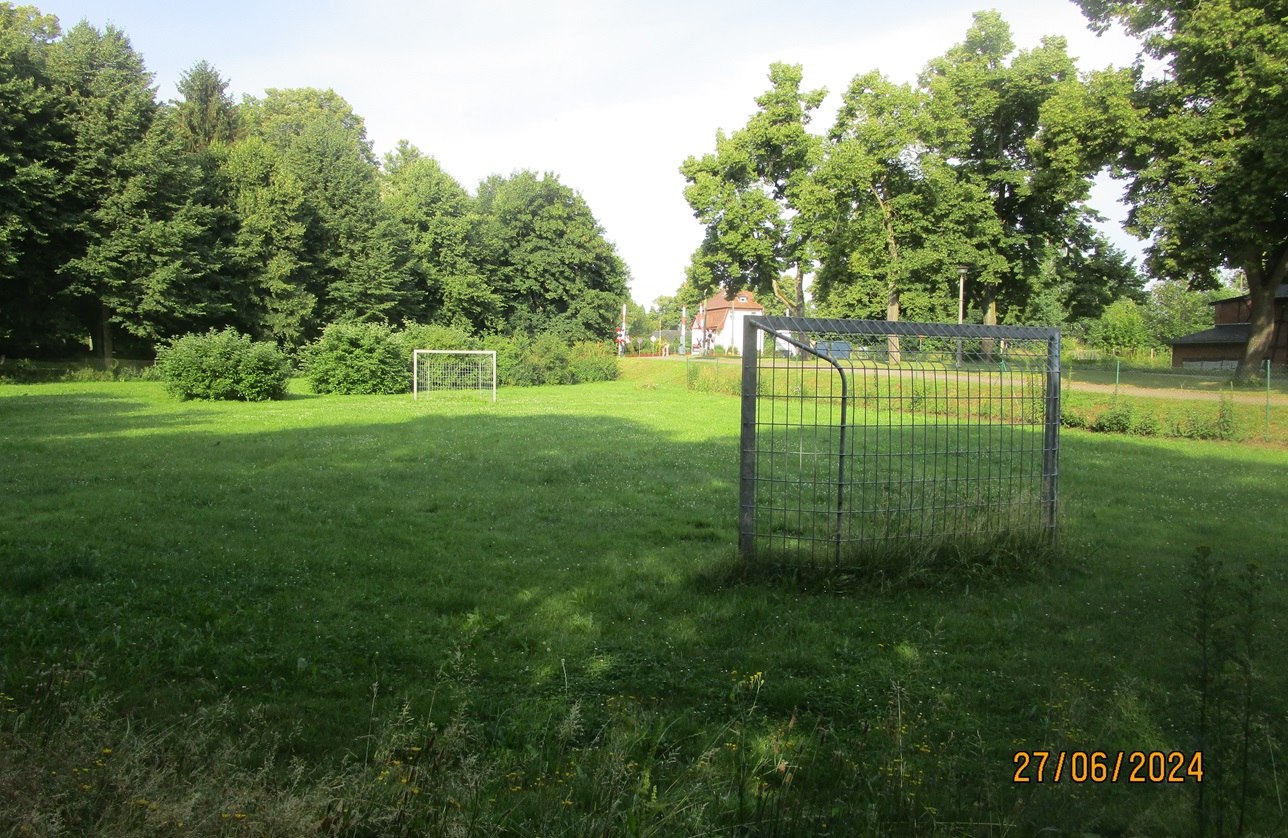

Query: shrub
[[568, 341, 619, 383], [1060, 406, 1090, 429], [396, 323, 480, 355], [485, 333, 614, 387], [1091, 401, 1134, 434], [301, 322, 405, 395], [156, 328, 290, 401]]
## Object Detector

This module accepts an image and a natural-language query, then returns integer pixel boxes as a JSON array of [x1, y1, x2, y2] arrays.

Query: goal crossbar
[[412, 350, 496, 402]]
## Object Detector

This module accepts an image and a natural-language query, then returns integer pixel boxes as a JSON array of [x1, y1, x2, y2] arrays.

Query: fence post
[[739, 318, 761, 561]]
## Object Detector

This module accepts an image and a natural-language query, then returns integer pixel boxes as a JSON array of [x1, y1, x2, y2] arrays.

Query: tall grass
[[1, 367, 1286, 834]]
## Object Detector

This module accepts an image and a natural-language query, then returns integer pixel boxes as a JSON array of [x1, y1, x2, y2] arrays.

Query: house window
[[738, 295, 748, 303]]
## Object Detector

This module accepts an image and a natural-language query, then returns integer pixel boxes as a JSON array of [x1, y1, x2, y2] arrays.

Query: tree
[[1075, 0, 1288, 380], [221, 135, 316, 345], [921, 12, 1122, 326], [46, 20, 162, 361], [472, 170, 628, 340], [381, 141, 499, 332], [1087, 296, 1154, 353], [241, 88, 414, 334], [174, 59, 237, 152], [681, 63, 825, 316], [63, 107, 233, 347], [810, 70, 1006, 328], [0, 3, 73, 355], [1143, 279, 1215, 344]]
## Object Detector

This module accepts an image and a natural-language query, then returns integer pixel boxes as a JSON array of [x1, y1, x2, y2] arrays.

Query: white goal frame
[[412, 350, 497, 402]]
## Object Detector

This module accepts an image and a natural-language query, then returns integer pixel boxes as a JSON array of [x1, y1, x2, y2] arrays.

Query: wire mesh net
[[413, 350, 496, 401], [739, 317, 1060, 569]]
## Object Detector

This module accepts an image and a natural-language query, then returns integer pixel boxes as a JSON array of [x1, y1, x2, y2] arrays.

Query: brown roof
[[693, 289, 763, 332]]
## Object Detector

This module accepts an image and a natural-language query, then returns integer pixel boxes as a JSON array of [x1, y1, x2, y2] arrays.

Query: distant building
[[1168, 285, 1288, 369], [691, 290, 764, 354]]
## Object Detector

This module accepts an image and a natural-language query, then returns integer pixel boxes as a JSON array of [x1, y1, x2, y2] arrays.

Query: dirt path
[[1066, 380, 1288, 405]]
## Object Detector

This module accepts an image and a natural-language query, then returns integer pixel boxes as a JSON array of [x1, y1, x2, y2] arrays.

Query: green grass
[[2, 364, 1286, 835]]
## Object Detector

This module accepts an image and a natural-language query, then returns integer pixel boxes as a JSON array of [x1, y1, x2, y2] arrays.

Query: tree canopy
[[681, 15, 1144, 332], [1074, 0, 1288, 379], [0, 3, 630, 360]]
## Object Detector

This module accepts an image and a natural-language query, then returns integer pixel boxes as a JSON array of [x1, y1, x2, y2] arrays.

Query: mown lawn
[[1, 361, 1285, 835]]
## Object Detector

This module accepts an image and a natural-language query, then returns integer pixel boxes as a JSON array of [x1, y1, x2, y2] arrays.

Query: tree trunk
[[980, 285, 999, 361], [771, 266, 804, 318], [886, 284, 901, 365], [98, 302, 114, 368], [1236, 255, 1284, 382], [873, 183, 901, 363]]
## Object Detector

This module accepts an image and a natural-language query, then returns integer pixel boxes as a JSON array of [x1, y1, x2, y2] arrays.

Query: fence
[[738, 317, 1061, 569]]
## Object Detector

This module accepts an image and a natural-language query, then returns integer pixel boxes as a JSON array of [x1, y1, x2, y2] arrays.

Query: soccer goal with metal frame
[[738, 316, 1060, 569], [412, 349, 497, 402]]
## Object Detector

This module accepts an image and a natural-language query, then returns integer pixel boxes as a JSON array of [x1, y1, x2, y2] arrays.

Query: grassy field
[[2, 359, 1286, 835]]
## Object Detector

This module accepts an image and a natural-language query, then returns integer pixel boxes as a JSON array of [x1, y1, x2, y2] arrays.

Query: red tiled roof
[[692, 290, 763, 332]]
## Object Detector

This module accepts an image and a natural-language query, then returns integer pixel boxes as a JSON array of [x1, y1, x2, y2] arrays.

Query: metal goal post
[[412, 350, 497, 402], [738, 316, 1060, 568]]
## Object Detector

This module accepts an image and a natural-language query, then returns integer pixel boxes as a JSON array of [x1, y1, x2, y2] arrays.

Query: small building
[[1168, 285, 1288, 369], [691, 290, 764, 354]]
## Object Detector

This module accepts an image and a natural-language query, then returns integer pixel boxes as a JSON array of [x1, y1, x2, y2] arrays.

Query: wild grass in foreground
[[1, 366, 1286, 835]]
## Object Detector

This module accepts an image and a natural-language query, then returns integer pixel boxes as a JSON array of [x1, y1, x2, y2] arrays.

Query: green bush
[[301, 325, 616, 393], [483, 333, 617, 387], [156, 328, 290, 401], [568, 341, 619, 383], [396, 323, 480, 355], [301, 322, 406, 395], [1091, 401, 1134, 434]]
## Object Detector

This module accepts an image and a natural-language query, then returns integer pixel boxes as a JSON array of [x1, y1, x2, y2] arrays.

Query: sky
[[42, 0, 1144, 307]]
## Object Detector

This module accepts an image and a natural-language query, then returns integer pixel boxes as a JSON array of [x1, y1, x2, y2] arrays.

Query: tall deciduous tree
[[473, 170, 628, 340], [1075, 0, 1288, 380], [681, 62, 825, 316], [63, 107, 232, 347], [241, 88, 414, 335], [920, 11, 1107, 327], [810, 71, 1006, 327], [222, 135, 315, 344], [381, 141, 499, 332]]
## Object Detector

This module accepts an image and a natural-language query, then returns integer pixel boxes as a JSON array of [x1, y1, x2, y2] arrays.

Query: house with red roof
[[691, 290, 764, 354]]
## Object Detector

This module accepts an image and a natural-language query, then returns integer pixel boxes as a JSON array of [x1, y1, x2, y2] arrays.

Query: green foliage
[[1087, 298, 1155, 354], [1074, 0, 1288, 379], [681, 63, 824, 317], [396, 322, 479, 354], [474, 171, 628, 340], [174, 59, 238, 152], [301, 321, 405, 395], [567, 340, 619, 383], [156, 327, 289, 401]]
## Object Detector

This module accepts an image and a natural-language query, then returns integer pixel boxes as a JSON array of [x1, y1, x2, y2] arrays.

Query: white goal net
[[412, 350, 497, 402]]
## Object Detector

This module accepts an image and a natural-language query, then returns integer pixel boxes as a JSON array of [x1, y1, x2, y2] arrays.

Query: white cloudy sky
[[45, 0, 1143, 306]]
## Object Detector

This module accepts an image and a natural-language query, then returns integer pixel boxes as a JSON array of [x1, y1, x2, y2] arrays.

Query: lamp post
[[957, 266, 966, 326], [956, 265, 967, 366]]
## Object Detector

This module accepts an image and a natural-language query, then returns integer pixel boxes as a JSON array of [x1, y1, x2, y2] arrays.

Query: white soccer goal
[[412, 350, 496, 402]]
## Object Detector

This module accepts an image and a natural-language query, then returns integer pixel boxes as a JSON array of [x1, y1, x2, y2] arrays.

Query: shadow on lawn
[[0, 389, 219, 439], [2, 397, 1287, 833]]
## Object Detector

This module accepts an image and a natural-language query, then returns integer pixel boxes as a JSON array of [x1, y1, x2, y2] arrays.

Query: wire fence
[[738, 317, 1061, 570]]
